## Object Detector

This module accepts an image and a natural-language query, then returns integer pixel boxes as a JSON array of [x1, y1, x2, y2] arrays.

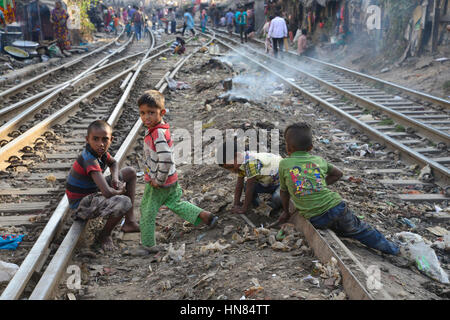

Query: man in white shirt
[[268, 12, 287, 58]]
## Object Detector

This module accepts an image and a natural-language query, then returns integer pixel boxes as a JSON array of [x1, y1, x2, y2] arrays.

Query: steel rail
[[212, 28, 450, 108], [212, 34, 450, 185], [0, 34, 136, 144], [0, 29, 126, 100], [27, 33, 215, 301], [0, 31, 158, 301]]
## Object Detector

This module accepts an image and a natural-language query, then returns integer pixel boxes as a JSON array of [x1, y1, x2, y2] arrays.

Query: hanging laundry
[[0, 0, 15, 23]]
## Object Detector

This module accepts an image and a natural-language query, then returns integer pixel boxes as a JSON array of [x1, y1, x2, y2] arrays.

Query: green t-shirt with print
[[279, 151, 342, 219]]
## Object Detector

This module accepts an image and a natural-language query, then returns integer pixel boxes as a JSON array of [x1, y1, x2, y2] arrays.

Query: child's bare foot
[[99, 236, 116, 251], [121, 220, 140, 233]]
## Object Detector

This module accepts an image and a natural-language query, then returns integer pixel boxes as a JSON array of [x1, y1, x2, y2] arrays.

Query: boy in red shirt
[[138, 90, 218, 253]]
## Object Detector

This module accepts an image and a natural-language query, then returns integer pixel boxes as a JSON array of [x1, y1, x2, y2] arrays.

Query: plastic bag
[[394, 232, 449, 284], [48, 44, 62, 57], [0, 261, 19, 283]]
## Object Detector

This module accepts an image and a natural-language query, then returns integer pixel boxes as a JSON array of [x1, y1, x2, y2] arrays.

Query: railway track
[[0, 31, 126, 104], [208, 30, 449, 299], [212, 29, 450, 187], [0, 29, 214, 300], [0, 26, 447, 300]]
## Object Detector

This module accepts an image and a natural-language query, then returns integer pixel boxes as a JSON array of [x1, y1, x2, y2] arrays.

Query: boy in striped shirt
[[138, 90, 218, 253], [66, 120, 139, 250]]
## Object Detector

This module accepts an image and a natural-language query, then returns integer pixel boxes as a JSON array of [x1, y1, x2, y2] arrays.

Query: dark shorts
[[72, 174, 131, 221]]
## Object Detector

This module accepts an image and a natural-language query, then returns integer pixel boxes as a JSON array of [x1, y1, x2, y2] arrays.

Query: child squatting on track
[[217, 137, 282, 216], [138, 90, 219, 253], [271, 122, 400, 256], [65, 120, 140, 250]]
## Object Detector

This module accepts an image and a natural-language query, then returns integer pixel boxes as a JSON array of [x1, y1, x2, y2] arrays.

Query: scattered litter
[[0, 261, 19, 283], [432, 234, 449, 251], [244, 286, 264, 297], [223, 225, 234, 236], [435, 57, 449, 62], [346, 143, 373, 157], [320, 138, 330, 145], [359, 114, 374, 122], [348, 176, 363, 184], [418, 165, 433, 182], [394, 232, 449, 284], [271, 241, 291, 251], [200, 241, 230, 254], [398, 217, 416, 229], [165, 243, 185, 262], [302, 275, 320, 287], [0, 234, 25, 250], [45, 174, 57, 182], [275, 229, 285, 241], [426, 226, 449, 237], [165, 76, 191, 90], [434, 205, 443, 213], [136, 171, 145, 177], [196, 233, 207, 242]]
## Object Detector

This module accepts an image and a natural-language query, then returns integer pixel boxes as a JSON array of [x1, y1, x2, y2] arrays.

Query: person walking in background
[[297, 29, 307, 55], [234, 7, 241, 34], [237, 6, 247, 43], [263, 16, 273, 54], [201, 9, 208, 33], [182, 8, 195, 37], [169, 8, 176, 34], [50, 0, 71, 52], [225, 8, 234, 36], [268, 12, 287, 59], [132, 6, 143, 41]]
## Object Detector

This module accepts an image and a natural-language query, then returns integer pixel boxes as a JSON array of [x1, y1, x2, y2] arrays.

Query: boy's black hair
[[216, 136, 238, 167], [87, 120, 112, 136], [284, 122, 313, 152], [302, 28, 307, 35], [137, 90, 165, 110]]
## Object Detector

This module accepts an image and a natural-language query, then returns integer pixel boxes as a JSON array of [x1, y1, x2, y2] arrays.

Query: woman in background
[[50, 0, 71, 51]]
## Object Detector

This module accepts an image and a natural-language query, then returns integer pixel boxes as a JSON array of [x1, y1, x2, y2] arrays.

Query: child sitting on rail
[[138, 90, 218, 253], [65, 120, 140, 250], [217, 137, 282, 216], [170, 37, 186, 55], [271, 122, 400, 255]]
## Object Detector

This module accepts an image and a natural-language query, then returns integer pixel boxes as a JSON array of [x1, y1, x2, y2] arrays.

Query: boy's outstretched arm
[[91, 171, 125, 198], [241, 176, 257, 213], [325, 166, 343, 185]]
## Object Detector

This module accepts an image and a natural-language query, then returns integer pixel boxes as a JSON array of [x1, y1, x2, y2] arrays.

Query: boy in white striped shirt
[[138, 90, 218, 253]]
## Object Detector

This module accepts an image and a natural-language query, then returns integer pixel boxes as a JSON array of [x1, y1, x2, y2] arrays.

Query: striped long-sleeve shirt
[[143, 121, 178, 187]]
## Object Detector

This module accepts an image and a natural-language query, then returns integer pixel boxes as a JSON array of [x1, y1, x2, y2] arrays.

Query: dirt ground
[[53, 42, 449, 301]]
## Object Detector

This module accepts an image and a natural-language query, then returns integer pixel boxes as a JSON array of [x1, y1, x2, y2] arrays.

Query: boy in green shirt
[[273, 122, 399, 255]]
